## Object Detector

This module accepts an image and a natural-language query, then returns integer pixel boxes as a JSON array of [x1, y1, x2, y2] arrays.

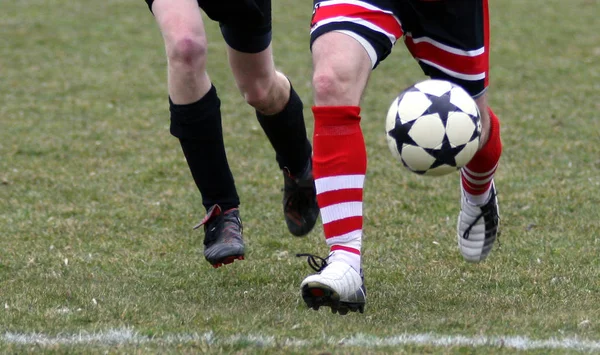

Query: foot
[[299, 254, 366, 315], [195, 204, 245, 268], [457, 181, 500, 262], [283, 160, 320, 237]]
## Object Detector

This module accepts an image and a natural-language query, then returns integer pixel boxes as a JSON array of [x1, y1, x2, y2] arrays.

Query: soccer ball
[[385, 79, 481, 176]]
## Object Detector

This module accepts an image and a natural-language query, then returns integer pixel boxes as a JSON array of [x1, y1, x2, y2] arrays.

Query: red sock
[[461, 108, 503, 198], [312, 106, 366, 271]]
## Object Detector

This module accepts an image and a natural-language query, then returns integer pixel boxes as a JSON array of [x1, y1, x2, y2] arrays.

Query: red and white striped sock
[[312, 106, 366, 273], [461, 108, 503, 205]]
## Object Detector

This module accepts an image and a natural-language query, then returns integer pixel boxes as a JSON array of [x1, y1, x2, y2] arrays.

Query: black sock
[[169, 86, 239, 212], [256, 84, 312, 176]]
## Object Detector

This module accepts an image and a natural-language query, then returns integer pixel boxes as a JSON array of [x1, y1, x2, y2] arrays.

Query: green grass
[[1, 0, 599, 353]]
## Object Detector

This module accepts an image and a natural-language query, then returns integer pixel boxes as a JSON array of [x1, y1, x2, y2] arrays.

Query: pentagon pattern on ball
[[385, 79, 481, 177]]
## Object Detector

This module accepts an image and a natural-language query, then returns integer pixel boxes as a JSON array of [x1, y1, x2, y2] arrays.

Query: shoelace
[[296, 253, 329, 272], [462, 210, 502, 248], [462, 211, 486, 240], [462, 201, 499, 241], [462, 188, 498, 240]]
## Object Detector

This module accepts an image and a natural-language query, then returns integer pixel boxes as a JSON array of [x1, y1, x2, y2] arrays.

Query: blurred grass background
[[1, 0, 599, 353]]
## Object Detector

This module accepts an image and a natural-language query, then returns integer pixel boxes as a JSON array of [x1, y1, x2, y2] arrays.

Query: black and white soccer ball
[[385, 79, 481, 176]]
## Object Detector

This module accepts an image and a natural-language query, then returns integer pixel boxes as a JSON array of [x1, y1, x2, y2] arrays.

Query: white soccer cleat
[[299, 259, 366, 315], [457, 182, 500, 262]]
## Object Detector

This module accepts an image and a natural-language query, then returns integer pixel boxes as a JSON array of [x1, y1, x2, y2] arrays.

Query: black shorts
[[145, 0, 272, 53], [310, 0, 490, 97]]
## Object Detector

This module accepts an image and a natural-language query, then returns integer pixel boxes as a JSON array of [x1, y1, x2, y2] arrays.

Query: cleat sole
[[210, 255, 244, 268], [301, 284, 364, 315]]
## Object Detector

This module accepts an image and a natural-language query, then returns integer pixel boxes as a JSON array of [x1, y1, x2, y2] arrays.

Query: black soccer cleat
[[283, 160, 320, 237], [194, 204, 245, 268]]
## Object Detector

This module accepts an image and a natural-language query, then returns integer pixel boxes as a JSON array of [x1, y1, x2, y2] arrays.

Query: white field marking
[[2, 328, 600, 351]]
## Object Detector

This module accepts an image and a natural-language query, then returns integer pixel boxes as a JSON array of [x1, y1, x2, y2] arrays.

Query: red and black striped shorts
[[310, 0, 490, 97]]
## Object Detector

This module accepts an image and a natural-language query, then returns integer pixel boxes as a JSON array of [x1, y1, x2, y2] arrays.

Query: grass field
[[1, 0, 599, 353]]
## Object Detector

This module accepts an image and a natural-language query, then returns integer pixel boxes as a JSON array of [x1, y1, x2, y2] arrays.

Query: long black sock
[[256, 84, 312, 176], [169, 85, 239, 212]]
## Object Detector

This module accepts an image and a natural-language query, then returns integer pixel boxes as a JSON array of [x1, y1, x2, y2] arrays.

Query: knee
[[475, 96, 491, 146], [312, 68, 346, 104], [243, 84, 272, 110], [167, 35, 207, 69]]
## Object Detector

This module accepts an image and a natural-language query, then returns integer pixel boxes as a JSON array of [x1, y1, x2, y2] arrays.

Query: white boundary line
[[2, 328, 600, 351]]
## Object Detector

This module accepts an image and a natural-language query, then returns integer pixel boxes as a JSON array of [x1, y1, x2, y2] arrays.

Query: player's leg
[[299, 0, 403, 314], [147, 0, 243, 267], [220, 0, 318, 237], [402, 0, 502, 262], [459, 92, 501, 262]]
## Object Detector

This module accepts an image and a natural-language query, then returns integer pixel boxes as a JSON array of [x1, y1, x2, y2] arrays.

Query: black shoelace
[[462, 205, 500, 246], [296, 253, 329, 272], [462, 212, 484, 240]]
